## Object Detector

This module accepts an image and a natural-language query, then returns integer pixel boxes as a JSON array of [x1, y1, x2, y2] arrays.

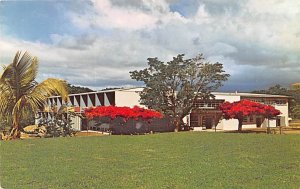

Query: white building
[[42, 88, 144, 131], [43, 87, 290, 131], [190, 92, 289, 131]]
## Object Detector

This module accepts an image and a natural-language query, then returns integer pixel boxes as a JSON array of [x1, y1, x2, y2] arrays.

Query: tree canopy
[[130, 54, 230, 131], [220, 100, 281, 131]]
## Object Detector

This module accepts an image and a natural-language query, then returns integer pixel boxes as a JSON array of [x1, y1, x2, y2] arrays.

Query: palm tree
[[0, 51, 69, 139]]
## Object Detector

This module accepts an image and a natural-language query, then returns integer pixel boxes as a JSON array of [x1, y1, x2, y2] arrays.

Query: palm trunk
[[9, 126, 21, 139], [10, 112, 22, 139]]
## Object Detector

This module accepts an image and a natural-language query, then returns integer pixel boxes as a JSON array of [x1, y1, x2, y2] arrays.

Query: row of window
[[191, 115, 258, 125], [192, 100, 224, 109], [243, 98, 287, 106]]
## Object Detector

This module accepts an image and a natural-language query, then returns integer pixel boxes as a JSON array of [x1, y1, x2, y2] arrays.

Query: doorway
[[256, 117, 263, 128], [203, 116, 214, 129]]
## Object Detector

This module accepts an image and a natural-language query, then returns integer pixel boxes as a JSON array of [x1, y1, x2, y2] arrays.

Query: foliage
[[0, 116, 12, 133], [0, 51, 69, 138], [1, 133, 300, 188], [290, 83, 300, 118], [291, 82, 300, 90], [38, 104, 78, 137], [130, 54, 229, 130], [84, 106, 163, 120], [220, 100, 281, 131], [291, 104, 300, 119], [67, 83, 94, 94], [252, 84, 288, 95], [99, 87, 121, 91]]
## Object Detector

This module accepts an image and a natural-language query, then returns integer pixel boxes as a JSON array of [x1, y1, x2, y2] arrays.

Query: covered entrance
[[276, 116, 286, 127], [190, 110, 222, 129]]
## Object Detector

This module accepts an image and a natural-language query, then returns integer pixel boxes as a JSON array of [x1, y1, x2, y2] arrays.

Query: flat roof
[[48, 87, 144, 98], [48, 87, 290, 99], [212, 92, 290, 98]]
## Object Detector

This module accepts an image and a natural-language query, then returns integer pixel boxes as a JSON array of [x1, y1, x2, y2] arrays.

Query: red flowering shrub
[[219, 100, 281, 131], [84, 106, 163, 120]]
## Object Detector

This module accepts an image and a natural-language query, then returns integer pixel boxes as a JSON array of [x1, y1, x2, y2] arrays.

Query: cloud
[[1, 0, 299, 91], [68, 0, 157, 30], [68, 0, 187, 31]]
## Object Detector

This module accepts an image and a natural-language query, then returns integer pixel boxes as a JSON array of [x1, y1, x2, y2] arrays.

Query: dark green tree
[[67, 84, 94, 94], [252, 84, 300, 119], [252, 84, 287, 95], [130, 54, 230, 131], [290, 83, 300, 119]]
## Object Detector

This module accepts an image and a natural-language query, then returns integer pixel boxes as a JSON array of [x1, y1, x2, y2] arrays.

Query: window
[[275, 100, 287, 105], [249, 116, 254, 122], [190, 113, 199, 127]]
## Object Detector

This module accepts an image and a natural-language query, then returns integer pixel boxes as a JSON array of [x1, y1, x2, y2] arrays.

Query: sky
[[0, 0, 299, 91]]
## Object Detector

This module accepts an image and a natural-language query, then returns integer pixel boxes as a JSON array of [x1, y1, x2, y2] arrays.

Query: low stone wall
[[87, 117, 175, 135]]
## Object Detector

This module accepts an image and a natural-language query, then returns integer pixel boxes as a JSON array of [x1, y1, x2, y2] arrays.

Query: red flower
[[84, 106, 163, 120], [219, 100, 281, 120]]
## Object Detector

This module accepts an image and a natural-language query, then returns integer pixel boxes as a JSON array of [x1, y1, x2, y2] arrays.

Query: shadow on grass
[[223, 127, 300, 134], [223, 130, 266, 134]]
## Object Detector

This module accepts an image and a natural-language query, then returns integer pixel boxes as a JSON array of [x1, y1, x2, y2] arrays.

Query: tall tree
[[130, 54, 230, 131], [220, 100, 281, 132], [0, 51, 69, 139]]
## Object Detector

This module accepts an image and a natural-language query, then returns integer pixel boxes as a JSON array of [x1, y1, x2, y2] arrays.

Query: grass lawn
[[1, 132, 300, 189]]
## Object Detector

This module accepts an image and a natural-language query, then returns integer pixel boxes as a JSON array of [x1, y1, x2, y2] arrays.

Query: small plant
[[38, 104, 78, 137]]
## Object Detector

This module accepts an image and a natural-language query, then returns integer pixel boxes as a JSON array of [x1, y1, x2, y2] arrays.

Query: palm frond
[[19, 57, 39, 93], [29, 78, 69, 106], [0, 81, 14, 116], [12, 95, 39, 125]]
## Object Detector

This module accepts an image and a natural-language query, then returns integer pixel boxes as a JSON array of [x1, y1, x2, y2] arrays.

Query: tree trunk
[[238, 119, 243, 132], [174, 117, 185, 132], [174, 119, 180, 132]]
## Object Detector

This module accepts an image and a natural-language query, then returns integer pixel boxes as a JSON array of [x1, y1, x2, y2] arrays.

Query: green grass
[[1, 132, 300, 189]]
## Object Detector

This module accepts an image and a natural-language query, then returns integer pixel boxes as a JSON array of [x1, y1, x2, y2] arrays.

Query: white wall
[[218, 119, 239, 130], [71, 115, 82, 131], [275, 104, 289, 126], [115, 90, 144, 108]]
